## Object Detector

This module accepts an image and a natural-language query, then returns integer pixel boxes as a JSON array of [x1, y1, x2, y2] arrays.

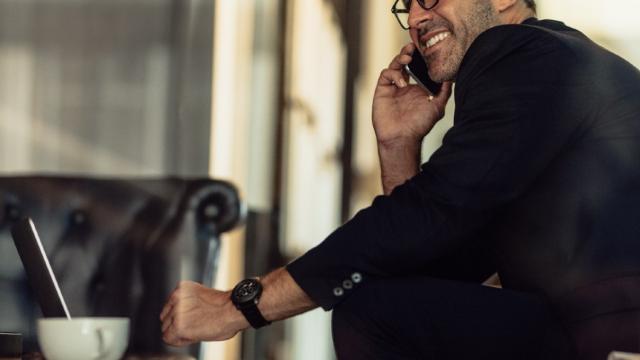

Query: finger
[[160, 301, 174, 321], [389, 44, 414, 69], [163, 323, 193, 348], [388, 43, 415, 70], [160, 291, 180, 321], [161, 316, 172, 333], [162, 322, 181, 346], [178, 280, 197, 288], [162, 328, 179, 347], [388, 53, 413, 71], [163, 286, 180, 305], [378, 68, 408, 88], [400, 42, 416, 56], [173, 337, 193, 347]]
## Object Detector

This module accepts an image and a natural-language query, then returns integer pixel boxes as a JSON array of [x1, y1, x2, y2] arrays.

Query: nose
[[407, 1, 434, 29]]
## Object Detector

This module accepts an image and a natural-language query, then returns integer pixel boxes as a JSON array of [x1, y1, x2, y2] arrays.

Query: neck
[[499, 4, 536, 25]]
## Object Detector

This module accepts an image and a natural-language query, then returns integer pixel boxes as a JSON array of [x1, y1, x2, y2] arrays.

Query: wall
[[0, 0, 212, 176]]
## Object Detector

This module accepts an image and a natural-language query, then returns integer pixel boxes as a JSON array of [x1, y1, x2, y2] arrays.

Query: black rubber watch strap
[[241, 303, 271, 329]]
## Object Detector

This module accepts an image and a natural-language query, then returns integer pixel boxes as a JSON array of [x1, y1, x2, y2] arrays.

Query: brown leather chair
[[0, 176, 242, 357]]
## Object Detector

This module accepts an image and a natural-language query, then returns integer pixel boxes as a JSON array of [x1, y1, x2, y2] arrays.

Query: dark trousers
[[331, 278, 575, 360]]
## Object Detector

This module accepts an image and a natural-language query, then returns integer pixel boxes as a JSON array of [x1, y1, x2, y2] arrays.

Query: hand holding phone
[[373, 43, 452, 148], [404, 50, 442, 96]]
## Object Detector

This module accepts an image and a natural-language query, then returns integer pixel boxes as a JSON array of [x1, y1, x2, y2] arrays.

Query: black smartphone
[[404, 50, 442, 96]]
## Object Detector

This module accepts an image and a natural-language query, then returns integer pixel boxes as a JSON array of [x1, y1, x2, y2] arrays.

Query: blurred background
[[0, 0, 637, 359]]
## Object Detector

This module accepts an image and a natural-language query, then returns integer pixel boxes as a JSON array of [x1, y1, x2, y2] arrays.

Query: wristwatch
[[230, 278, 271, 329]]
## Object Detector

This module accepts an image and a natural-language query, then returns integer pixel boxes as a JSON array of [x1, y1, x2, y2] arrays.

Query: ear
[[492, 0, 518, 12]]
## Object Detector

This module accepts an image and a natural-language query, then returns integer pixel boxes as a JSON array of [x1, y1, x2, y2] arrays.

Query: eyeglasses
[[391, 0, 440, 30]]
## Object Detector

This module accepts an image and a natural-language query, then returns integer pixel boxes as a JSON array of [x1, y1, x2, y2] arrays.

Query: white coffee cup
[[37, 317, 129, 360]]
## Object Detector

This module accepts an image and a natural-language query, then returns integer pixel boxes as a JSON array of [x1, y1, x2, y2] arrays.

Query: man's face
[[408, 0, 500, 82]]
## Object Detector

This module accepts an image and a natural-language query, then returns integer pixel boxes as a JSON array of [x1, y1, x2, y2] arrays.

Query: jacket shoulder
[[457, 23, 580, 86]]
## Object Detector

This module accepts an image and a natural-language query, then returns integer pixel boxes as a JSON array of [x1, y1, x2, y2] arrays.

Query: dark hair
[[523, 0, 537, 13]]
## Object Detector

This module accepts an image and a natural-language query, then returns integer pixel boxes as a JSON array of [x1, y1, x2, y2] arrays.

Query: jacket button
[[351, 272, 362, 283], [343, 280, 353, 289], [333, 287, 344, 297]]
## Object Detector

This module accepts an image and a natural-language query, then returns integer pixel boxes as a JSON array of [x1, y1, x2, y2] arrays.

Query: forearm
[[259, 267, 317, 321], [232, 267, 317, 331], [378, 138, 422, 195], [160, 267, 316, 344]]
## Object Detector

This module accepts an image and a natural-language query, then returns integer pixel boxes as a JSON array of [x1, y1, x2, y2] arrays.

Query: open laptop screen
[[10, 217, 71, 319]]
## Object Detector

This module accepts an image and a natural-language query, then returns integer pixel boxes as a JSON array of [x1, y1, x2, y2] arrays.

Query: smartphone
[[404, 50, 442, 96]]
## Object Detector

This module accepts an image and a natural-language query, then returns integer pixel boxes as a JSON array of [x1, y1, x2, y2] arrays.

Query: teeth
[[426, 32, 450, 49]]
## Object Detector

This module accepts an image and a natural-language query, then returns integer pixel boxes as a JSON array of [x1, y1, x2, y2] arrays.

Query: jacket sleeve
[[287, 25, 584, 310]]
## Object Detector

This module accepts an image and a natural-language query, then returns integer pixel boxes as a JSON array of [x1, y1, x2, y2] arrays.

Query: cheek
[[409, 29, 420, 47]]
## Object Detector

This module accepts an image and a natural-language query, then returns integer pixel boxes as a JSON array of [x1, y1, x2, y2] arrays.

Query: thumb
[[433, 81, 453, 107]]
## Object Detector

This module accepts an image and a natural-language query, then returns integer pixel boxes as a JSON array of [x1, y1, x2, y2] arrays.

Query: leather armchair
[[0, 176, 242, 356]]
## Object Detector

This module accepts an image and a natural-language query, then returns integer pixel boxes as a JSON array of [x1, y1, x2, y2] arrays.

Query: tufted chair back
[[0, 176, 241, 356]]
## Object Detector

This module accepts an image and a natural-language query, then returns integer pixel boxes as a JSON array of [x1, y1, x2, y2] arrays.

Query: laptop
[[10, 217, 71, 319]]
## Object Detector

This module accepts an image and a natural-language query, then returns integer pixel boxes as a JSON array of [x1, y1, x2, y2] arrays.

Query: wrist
[[230, 278, 271, 329], [224, 291, 251, 331], [377, 137, 422, 195], [377, 136, 422, 152]]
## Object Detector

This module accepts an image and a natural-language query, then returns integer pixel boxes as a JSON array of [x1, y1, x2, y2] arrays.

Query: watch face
[[232, 279, 262, 306]]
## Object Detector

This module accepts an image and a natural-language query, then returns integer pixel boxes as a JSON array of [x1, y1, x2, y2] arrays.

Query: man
[[160, 0, 640, 358]]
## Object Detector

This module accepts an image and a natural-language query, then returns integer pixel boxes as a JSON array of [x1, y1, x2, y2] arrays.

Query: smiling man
[[160, 0, 640, 359]]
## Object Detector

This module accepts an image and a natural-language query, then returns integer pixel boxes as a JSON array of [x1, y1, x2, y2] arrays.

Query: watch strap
[[241, 303, 271, 329]]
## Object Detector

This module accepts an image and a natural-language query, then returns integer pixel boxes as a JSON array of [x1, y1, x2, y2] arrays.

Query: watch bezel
[[231, 278, 263, 309]]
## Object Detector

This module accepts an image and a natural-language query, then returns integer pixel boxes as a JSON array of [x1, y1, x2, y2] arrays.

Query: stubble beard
[[426, 0, 499, 83]]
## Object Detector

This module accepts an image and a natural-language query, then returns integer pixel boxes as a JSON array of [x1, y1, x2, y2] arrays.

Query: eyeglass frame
[[391, 0, 440, 30]]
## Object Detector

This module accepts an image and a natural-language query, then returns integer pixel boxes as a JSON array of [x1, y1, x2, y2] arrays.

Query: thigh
[[570, 311, 640, 360], [332, 277, 574, 360]]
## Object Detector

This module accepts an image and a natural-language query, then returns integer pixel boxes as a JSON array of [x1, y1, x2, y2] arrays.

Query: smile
[[425, 31, 450, 49]]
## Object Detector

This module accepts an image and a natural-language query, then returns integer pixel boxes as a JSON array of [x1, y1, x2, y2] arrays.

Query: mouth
[[419, 30, 451, 53]]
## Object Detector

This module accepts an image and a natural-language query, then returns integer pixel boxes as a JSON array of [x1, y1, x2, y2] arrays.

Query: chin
[[428, 59, 458, 83], [428, 66, 451, 83], [428, 71, 446, 83], [427, 48, 462, 82]]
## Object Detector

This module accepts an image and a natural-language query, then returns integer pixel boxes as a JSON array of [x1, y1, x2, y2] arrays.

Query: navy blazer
[[287, 18, 640, 325]]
